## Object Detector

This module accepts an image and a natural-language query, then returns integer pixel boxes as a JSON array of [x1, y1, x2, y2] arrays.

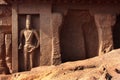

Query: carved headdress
[[26, 15, 31, 23]]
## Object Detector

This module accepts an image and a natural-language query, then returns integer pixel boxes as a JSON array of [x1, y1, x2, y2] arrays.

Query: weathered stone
[[39, 4, 52, 66], [60, 10, 98, 61], [0, 75, 11, 80], [94, 14, 116, 55], [5, 34, 12, 73], [0, 33, 9, 74], [19, 15, 39, 71], [12, 3, 18, 73], [8, 49, 120, 80], [0, 0, 7, 4], [1, 0, 120, 76], [51, 13, 63, 65]]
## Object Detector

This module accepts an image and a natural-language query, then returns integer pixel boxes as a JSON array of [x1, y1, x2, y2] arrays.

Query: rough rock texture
[[94, 14, 116, 55], [60, 10, 98, 61], [7, 49, 120, 80], [0, 0, 7, 4], [51, 13, 63, 65]]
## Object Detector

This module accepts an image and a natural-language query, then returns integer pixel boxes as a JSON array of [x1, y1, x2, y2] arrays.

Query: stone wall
[[0, 5, 11, 33], [0, 1, 119, 73], [0, 4, 12, 74]]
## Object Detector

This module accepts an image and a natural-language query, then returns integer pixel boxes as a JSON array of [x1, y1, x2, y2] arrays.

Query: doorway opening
[[60, 10, 98, 63], [112, 15, 120, 49]]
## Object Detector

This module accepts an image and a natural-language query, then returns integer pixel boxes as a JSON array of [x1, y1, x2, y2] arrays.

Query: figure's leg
[[30, 52, 33, 70], [24, 47, 28, 71]]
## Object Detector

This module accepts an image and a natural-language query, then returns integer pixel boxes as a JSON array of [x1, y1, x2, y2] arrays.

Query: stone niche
[[52, 5, 99, 62], [18, 14, 40, 71], [52, 4, 117, 62], [60, 10, 98, 62], [12, 2, 52, 72]]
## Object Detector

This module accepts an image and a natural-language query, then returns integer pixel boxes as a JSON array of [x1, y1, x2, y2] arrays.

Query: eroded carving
[[94, 14, 116, 55], [51, 13, 63, 65], [19, 15, 39, 71], [5, 34, 12, 73], [0, 33, 9, 74]]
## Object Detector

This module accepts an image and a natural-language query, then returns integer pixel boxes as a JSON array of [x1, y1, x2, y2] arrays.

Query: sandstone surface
[[5, 49, 120, 80]]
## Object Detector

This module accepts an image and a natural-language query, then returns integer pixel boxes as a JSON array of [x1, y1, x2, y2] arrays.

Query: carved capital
[[52, 13, 63, 29], [94, 14, 116, 28], [94, 14, 116, 55]]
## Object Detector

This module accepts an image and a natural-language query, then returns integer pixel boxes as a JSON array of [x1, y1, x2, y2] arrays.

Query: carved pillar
[[12, 3, 18, 72], [40, 4, 52, 66], [51, 13, 63, 65], [94, 14, 116, 55], [5, 34, 12, 73], [0, 33, 9, 74]]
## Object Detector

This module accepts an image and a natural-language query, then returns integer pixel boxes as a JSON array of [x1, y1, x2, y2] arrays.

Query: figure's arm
[[19, 30, 24, 49], [34, 30, 40, 48]]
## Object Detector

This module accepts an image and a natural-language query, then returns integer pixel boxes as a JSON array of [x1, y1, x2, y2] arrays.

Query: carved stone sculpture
[[19, 15, 39, 71], [5, 34, 12, 73], [0, 33, 9, 74]]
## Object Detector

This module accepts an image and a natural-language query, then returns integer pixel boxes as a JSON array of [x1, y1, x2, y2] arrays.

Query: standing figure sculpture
[[19, 15, 39, 70]]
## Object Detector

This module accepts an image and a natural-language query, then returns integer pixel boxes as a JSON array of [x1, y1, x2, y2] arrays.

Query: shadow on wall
[[60, 10, 99, 63], [112, 15, 120, 49]]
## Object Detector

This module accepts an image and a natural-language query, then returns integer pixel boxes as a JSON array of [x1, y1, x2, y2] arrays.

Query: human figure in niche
[[19, 15, 39, 70]]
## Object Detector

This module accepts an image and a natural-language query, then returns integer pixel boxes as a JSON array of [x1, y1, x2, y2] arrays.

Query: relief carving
[[5, 34, 12, 73], [19, 15, 39, 71], [0, 33, 9, 74], [51, 13, 63, 65], [94, 14, 116, 55]]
